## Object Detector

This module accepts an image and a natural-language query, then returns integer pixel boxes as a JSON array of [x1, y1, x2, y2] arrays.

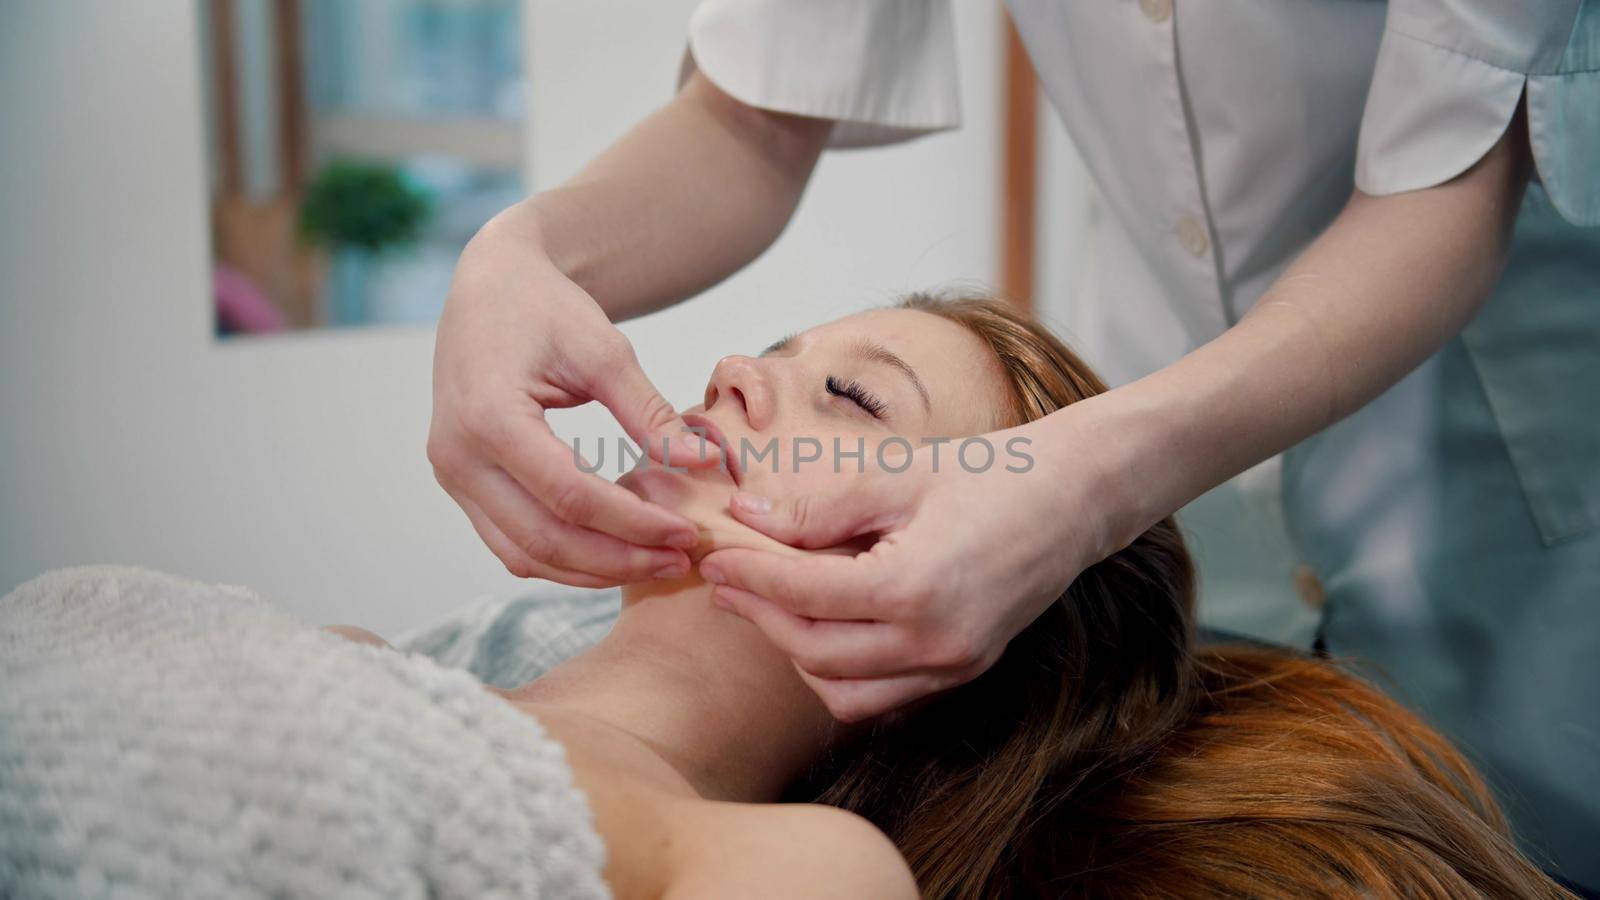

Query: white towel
[[0, 566, 609, 900]]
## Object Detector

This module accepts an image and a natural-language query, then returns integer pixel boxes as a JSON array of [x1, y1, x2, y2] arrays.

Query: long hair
[[802, 291, 1571, 900]]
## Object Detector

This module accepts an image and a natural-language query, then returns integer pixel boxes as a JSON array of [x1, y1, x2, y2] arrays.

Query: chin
[[618, 466, 788, 561], [616, 466, 862, 562]]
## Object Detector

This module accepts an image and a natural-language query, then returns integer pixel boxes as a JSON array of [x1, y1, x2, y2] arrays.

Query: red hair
[[801, 292, 1572, 899]]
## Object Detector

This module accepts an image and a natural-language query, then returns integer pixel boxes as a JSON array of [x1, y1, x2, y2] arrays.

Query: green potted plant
[[299, 159, 432, 325]]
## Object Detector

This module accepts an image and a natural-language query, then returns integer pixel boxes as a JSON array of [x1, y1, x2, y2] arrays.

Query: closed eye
[[826, 375, 888, 419]]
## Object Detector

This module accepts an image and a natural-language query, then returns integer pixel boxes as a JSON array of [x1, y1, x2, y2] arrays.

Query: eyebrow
[[849, 337, 931, 412], [761, 333, 797, 356], [761, 332, 932, 413]]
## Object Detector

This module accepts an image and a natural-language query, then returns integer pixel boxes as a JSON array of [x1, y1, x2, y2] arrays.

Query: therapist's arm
[[477, 72, 831, 321], [1083, 110, 1530, 554], [429, 73, 829, 585], [700, 112, 1531, 721]]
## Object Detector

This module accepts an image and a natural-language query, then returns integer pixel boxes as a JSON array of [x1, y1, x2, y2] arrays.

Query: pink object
[[213, 263, 288, 333]]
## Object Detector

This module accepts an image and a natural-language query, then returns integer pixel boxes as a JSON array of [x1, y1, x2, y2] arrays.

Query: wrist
[[489, 190, 638, 319], [1028, 391, 1171, 562], [468, 199, 552, 266], [456, 202, 578, 307]]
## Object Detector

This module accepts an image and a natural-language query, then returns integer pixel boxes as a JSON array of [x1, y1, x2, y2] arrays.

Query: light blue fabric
[[1462, 184, 1600, 544], [1183, 463, 1324, 649], [399, 585, 621, 688], [1283, 183, 1600, 889], [1527, 1, 1600, 226]]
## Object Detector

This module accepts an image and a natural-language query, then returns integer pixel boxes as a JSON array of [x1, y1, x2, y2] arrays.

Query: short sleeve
[[1355, 0, 1600, 226], [677, 0, 962, 149]]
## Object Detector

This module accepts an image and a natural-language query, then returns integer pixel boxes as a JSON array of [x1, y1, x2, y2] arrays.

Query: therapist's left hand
[[698, 420, 1111, 721]]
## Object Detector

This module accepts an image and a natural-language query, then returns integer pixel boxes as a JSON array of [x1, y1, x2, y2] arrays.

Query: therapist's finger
[[726, 472, 912, 550], [698, 549, 890, 621], [711, 585, 918, 678], [796, 669, 951, 723], [480, 406, 698, 550], [468, 469, 692, 583], [451, 490, 625, 588], [582, 337, 716, 469]]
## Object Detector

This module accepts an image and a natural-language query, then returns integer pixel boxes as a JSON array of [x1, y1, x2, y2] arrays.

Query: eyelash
[[826, 375, 888, 419]]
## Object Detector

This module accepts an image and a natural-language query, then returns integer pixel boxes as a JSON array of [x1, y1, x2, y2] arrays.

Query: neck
[[506, 575, 843, 802]]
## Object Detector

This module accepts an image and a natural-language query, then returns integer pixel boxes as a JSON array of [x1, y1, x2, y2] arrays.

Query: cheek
[[737, 431, 918, 501], [619, 467, 732, 552], [616, 466, 730, 521], [616, 432, 895, 561]]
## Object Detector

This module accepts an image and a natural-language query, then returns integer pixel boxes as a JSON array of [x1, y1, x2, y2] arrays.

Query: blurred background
[[0, 1, 1299, 638], [200, 0, 527, 335]]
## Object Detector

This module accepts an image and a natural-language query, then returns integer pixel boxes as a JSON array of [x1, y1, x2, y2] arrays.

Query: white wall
[[0, 2, 1002, 635]]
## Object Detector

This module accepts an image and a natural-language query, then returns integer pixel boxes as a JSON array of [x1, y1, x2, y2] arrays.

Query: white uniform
[[681, 0, 1600, 889]]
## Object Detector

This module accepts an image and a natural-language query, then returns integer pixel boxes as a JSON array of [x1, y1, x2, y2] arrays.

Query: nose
[[705, 355, 774, 430]]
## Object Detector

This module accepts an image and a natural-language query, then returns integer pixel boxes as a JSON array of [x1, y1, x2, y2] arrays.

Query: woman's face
[[618, 308, 1010, 560]]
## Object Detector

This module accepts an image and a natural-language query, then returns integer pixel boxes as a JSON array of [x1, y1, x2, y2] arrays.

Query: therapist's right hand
[[428, 211, 711, 586]]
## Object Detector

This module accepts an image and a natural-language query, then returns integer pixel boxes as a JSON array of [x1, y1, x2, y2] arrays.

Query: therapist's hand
[[429, 212, 714, 587], [698, 420, 1110, 721]]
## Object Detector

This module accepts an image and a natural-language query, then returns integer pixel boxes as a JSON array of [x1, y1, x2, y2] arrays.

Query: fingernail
[[732, 491, 771, 514], [666, 531, 698, 550], [653, 562, 689, 579], [699, 561, 725, 584]]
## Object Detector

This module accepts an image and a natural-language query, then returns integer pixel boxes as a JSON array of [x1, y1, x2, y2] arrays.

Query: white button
[[1140, 0, 1172, 24], [1176, 215, 1209, 257]]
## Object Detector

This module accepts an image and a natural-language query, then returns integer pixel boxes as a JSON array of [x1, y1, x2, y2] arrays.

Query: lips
[[680, 413, 742, 486]]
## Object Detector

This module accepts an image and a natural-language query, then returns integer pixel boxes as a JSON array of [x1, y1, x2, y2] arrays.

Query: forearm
[[1063, 118, 1530, 556], [476, 73, 831, 322]]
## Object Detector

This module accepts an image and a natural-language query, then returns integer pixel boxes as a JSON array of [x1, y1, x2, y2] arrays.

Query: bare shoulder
[[664, 800, 918, 900]]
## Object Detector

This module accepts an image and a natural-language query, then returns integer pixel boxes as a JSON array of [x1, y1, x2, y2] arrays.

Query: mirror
[[197, 0, 527, 337]]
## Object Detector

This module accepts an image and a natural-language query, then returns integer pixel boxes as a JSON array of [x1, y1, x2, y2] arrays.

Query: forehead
[[800, 308, 1010, 435]]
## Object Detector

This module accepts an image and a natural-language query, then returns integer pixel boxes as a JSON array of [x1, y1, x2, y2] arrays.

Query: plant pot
[[329, 246, 371, 326]]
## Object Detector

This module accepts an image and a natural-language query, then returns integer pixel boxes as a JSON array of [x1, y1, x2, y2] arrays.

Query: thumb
[[728, 473, 910, 550], [586, 340, 715, 468]]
